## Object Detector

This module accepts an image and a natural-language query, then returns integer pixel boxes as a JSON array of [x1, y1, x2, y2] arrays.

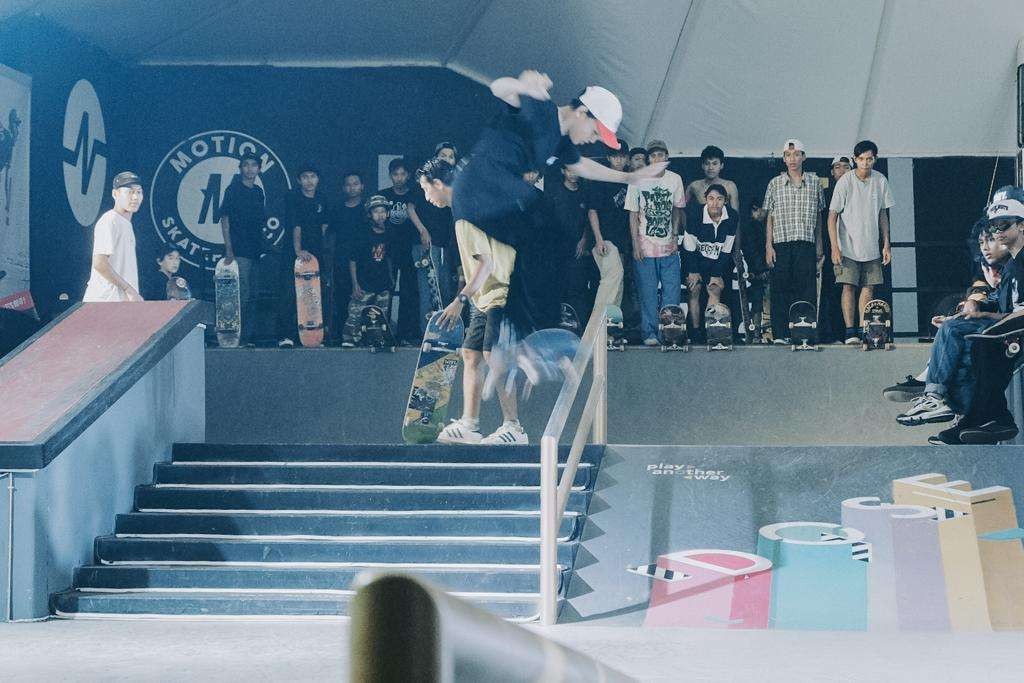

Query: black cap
[[112, 171, 141, 190], [627, 147, 648, 158]]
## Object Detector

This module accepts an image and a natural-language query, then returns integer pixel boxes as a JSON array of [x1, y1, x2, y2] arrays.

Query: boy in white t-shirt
[[83, 171, 144, 302], [827, 140, 894, 343], [625, 139, 686, 345]]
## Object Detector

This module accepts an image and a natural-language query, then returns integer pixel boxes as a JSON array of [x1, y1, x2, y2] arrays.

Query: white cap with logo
[[782, 139, 805, 153], [579, 86, 623, 149]]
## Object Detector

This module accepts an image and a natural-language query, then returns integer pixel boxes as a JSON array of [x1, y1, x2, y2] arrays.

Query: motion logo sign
[[150, 130, 290, 270], [62, 79, 107, 227]]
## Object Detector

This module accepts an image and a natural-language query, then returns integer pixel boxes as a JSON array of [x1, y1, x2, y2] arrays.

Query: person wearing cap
[[828, 140, 894, 344], [586, 139, 639, 337], [933, 188, 1024, 444], [340, 194, 395, 347], [686, 145, 739, 211], [763, 138, 825, 344], [83, 171, 144, 303], [219, 152, 266, 345], [625, 138, 686, 345]]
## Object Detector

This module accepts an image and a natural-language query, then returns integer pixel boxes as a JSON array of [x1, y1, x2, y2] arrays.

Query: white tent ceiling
[[4, 0, 1023, 156]]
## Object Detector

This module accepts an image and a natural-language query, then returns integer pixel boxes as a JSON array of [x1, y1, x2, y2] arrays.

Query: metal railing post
[[593, 321, 608, 445], [539, 435, 559, 626]]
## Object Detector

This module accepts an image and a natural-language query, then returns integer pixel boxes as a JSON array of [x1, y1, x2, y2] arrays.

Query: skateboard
[[294, 256, 324, 347], [658, 304, 689, 351], [402, 310, 465, 443], [166, 275, 192, 301], [862, 299, 893, 350], [760, 282, 773, 343], [705, 302, 732, 350], [560, 303, 581, 336], [788, 300, 818, 351], [414, 251, 444, 316], [214, 258, 241, 348], [606, 304, 626, 351], [733, 252, 755, 344], [965, 313, 1024, 358], [360, 304, 395, 352]]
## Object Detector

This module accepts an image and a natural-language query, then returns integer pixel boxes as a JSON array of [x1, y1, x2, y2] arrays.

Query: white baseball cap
[[831, 155, 852, 167], [579, 86, 623, 149], [782, 139, 805, 153]]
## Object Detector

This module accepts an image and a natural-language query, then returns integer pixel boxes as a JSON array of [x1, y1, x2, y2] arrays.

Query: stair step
[[134, 486, 590, 512], [94, 536, 578, 566], [74, 565, 566, 594], [114, 511, 579, 540], [51, 589, 542, 620], [153, 463, 593, 488], [173, 443, 604, 465]]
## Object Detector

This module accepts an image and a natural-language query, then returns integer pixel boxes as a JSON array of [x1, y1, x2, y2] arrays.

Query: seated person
[[929, 187, 1024, 445], [340, 195, 394, 347], [682, 184, 737, 337]]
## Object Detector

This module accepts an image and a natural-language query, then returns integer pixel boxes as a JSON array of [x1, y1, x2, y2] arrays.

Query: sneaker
[[437, 419, 483, 445], [277, 338, 294, 348], [883, 375, 926, 402], [481, 421, 529, 445], [959, 420, 1019, 444], [340, 341, 355, 348], [643, 338, 659, 347], [928, 418, 966, 445], [845, 336, 860, 345], [772, 337, 790, 345], [896, 394, 955, 426]]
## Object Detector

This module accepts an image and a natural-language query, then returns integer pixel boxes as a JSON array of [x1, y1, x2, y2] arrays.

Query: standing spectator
[[740, 200, 770, 341], [331, 171, 366, 341], [628, 147, 648, 172], [686, 145, 740, 211], [546, 164, 595, 321], [341, 195, 394, 346], [764, 139, 824, 344], [818, 155, 853, 343], [276, 164, 328, 347], [84, 171, 144, 302], [682, 184, 738, 337], [626, 139, 686, 345], [828, 140, 894, 344], [219, 152, 266, 345], [587, 139, 639, 335], [407, 148, 456, 333], [380, 158, 426, 344], [153, 246, 190, 301]]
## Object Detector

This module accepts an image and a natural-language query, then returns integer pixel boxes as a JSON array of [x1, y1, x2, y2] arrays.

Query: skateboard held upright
[[414, 251, 444, 318], [605, 304, 626, 351], [403, 310, 466, 443], [294, 256, 324, 347], [788, 300, 818, 351], [658, 304, 689, 351], [705, 302, 733, 350], [214, 258, 241, 348], [862, 299, 893, 350], [733, 253, 754, 344]]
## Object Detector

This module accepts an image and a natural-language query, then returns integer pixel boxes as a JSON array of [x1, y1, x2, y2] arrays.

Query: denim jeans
[[634, 253, 682, 340], [925, 316, 993, 413], [411, 244, 452, 334]]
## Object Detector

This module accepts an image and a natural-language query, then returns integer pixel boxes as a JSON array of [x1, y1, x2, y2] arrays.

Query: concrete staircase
[[51, 444, 603, 620]]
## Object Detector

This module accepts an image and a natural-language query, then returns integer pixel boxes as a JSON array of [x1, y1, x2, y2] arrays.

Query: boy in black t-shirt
[[219, 152, 266, 344], [276, 163, 328, 347], [332, 171, 366, 341], [380, 158, 426, 345], [341, 195, 394, 347]]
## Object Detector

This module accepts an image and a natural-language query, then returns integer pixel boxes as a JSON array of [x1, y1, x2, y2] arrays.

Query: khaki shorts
[[834, 256, 883, 287]]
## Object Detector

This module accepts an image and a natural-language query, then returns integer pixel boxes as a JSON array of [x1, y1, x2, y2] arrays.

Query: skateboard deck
[[560, 303, 581, 336], [862, 299, 893, 351], [294, 256, 324, 347], [214, 258, 241, 348], [414, 251, 444, 316], [658, 304, 688, 351], [733, 253, 754, 344], [788, 300, 818, 351], [403, 310, 465, 444], [705, 302, 732, 350], [166, 275, 192, 301], [360, 304, 395, 352], [606, 304, 626, 351], [965, 313, 1024, 358]]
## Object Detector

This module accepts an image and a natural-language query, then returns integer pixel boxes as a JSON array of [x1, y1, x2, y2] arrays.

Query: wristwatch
[[457, 293, 469, 305]]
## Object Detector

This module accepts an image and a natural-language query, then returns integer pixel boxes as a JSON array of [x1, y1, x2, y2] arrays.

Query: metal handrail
[[539, 302, 608, 625]]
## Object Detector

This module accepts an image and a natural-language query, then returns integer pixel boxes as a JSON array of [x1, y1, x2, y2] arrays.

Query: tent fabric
[[3, 0, 1023, 156]]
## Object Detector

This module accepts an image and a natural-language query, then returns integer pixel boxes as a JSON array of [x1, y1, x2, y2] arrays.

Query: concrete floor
[[4, 619, 1024, 682]]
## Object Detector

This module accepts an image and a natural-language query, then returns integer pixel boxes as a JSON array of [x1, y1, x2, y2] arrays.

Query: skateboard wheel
[[1008, 342, 1020, 356]]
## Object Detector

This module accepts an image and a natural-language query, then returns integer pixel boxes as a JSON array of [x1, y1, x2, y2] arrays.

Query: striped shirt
[[763, 172, 824, 244]]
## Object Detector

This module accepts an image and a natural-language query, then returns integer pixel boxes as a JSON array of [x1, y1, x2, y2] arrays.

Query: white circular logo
[[62, 79, 107, 227], [150, 130, 290, 270]]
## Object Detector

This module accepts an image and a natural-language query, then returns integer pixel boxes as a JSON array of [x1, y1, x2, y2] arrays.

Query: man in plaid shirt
[[764, 138, 824, 342]]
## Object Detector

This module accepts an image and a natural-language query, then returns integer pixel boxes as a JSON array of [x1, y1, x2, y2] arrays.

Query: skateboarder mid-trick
[[419, 70, 666, 445]]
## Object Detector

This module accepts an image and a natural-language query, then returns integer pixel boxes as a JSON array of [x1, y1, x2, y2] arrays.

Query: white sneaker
[[277, 338, 294, 348], [896, 394, 955, 426], [340, 341, 355, 348], [845, 336, 860, 345], [437, 419, 483, 445], [643, 338, 659, 346], [481, 421, 529, 445]]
